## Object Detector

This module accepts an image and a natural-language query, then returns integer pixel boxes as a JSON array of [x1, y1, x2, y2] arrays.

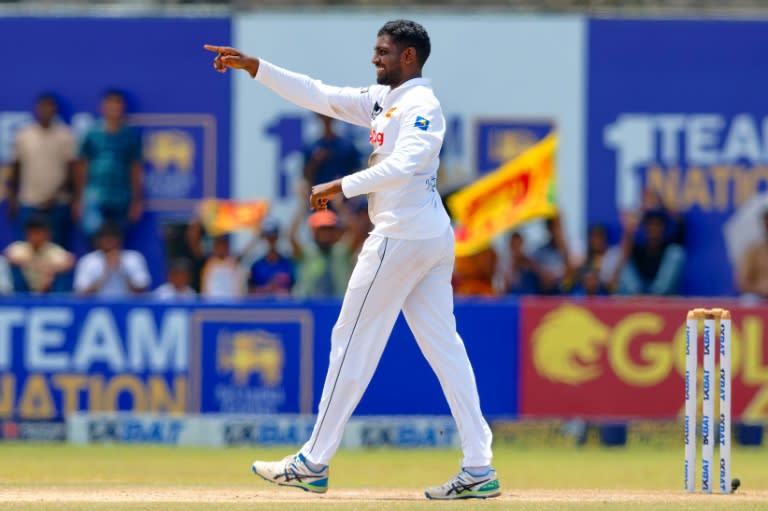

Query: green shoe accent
[[479, 479, 500, 492], [424, 468, 501, 500], [293, 478, 328, 493]]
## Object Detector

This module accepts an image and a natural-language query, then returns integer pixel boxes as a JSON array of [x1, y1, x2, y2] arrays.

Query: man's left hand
[[310, 179, 343, 210]]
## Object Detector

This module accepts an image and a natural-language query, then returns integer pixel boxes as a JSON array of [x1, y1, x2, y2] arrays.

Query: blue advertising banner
[[0, 298, 520, 421], [0, 301, 189, 421], [0, 16, 231, 286], [587, 19, 768, 296], [189, 307, 315, 415]]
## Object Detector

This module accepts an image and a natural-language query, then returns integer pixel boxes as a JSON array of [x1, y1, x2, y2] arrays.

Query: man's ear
[[402, 47, 417, 65]]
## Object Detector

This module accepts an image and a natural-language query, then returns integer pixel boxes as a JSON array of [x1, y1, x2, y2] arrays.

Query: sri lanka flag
[[199, 199, 269, 236], [448, 133, 558, 257]]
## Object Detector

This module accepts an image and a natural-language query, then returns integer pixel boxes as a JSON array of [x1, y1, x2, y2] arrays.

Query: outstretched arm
[[204, 45, 374, 128]]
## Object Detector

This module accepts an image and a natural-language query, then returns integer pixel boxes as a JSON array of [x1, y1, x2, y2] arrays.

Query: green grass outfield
[[1, 443, 767, 510]]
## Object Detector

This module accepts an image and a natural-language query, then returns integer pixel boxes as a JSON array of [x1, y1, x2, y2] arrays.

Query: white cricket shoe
[[251, 453, 329, 493], [425, 468, 501, 500]]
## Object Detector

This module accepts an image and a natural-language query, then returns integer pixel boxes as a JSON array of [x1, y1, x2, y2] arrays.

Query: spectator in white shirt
[[74, 222, 150, 297], [200, 235, 244, 298], [154, 258, 197, 301]]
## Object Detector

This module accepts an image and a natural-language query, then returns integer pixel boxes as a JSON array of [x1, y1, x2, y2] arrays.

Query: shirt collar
[[389, 77, 431, 94]]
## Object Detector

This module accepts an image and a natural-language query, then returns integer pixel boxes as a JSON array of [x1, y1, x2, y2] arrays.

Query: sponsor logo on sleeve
[[371, 102, 383, 119], [414, 116, 430, 131]]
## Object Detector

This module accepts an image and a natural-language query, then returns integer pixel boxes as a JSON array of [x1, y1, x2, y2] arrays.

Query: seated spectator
[[73, 222, 151, 297], [0, 255, 13, 296], [573, 224, 621, 294], [518, 215, 573, 295], [571, 267, 611, 297], [453, 245, 498, 297], [248, 218, 295, 296], [637, 187, 685, 247], [162, 219, 210, 293], [154, 258, 197, 301], [504, 232, 528, 294], [738, 209, 768, 299], [200, 235, 244, 298], [291, 209, 353, 298], [4, 215, 74, 293], [617, 211, 685, 295]]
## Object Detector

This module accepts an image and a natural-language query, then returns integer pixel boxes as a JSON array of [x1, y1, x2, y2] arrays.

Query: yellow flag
[[448, 133, 558, 257], [198, 199, 270, 236]]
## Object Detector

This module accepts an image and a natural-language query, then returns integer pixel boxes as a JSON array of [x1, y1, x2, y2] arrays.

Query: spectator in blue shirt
[[75, 90, 144, 241], [248, 218, 295, 296], [302, 114, 361, 187]]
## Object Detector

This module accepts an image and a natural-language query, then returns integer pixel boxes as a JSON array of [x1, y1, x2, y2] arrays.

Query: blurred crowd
[[4, 93, 768, 300], [0, 94, 375, 301], [452, 187, 688, 299]]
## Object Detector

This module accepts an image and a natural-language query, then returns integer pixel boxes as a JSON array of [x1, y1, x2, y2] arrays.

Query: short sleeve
[[4, 242, 29, 263], [79, 132, 94, 160], [46, 245, 73, 269], [61, 127, 77, 161], [123, 251, 151, 289], [74, 254, 102, 293]]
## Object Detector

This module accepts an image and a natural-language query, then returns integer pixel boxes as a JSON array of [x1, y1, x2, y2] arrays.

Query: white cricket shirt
[[255, 60, 451, 240]]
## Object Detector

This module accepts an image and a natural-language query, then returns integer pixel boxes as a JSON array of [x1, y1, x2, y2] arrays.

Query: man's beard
[[376, 67, 402, 86]]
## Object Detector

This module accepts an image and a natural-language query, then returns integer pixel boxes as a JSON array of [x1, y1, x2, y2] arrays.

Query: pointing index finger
[[203, 44, 228, 53]]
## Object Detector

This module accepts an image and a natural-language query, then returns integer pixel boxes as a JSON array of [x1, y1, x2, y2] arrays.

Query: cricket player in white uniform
[[205, 19, 498, 500]]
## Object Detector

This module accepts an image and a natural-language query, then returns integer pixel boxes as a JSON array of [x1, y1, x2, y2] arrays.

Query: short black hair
[[378, 19, 431, 67], [25, 214, 50, 231], [35, 92, 57, 106], [169, 258, 192, 273], [588, 224, 607, 238], [96, 221, 123, 240], [643, 210, 666, 225], [102, 88, 126, 102]]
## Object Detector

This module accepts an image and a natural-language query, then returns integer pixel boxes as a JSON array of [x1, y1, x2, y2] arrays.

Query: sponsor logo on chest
[[369, 129, 384, 146]]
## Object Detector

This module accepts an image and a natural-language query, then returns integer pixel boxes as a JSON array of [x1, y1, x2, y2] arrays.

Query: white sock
[[300, 454, 326, 473], [465, 466, 492, 477]]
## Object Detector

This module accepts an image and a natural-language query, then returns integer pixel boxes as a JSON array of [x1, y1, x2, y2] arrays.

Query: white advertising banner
[[68, 413, 462, 448]]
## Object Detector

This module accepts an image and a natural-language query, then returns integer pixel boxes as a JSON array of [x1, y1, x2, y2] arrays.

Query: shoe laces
[[438, 471, 471, 491], [278, 455, 309, 482]]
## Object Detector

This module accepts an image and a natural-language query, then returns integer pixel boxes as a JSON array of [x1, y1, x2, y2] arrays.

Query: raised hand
[[203, 45, 259, 77]]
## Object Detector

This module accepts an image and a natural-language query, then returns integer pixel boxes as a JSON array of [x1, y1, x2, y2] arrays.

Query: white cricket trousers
[[300, 226, 493, 467]]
